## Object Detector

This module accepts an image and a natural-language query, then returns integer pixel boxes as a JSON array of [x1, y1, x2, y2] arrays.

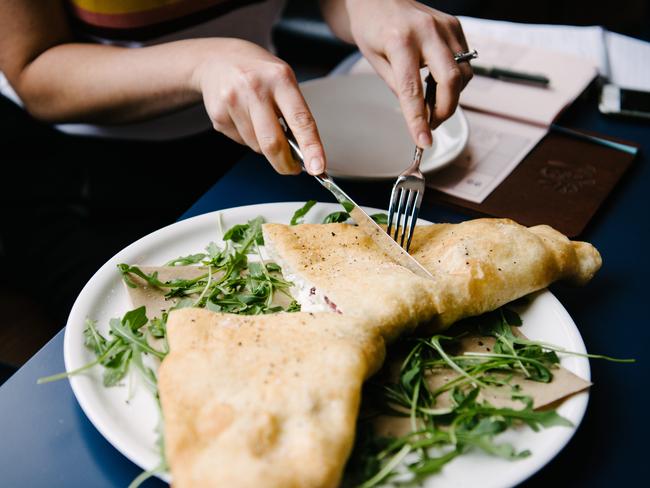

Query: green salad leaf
[[323, 211, 350, 224], [321, 210, 388, 225], [290, 199, 317, 225], [341, 305, 630, 486]]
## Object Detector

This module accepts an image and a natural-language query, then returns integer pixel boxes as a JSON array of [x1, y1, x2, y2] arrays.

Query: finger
[[439, 19, 473, 89], [274, 82, 326, 175], [386, 47, 432, 147], [364, 52, 396, 92], [445, 43, 473, 90], [227, 95, 260, 153], [210, 109, 246, 146], [421, 37, 463, 128], [446, 15, 470, 52], [249, 98, 300, 175]]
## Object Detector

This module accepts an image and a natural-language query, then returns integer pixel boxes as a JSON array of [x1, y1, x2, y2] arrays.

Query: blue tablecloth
[[1, 92, 648, 487]]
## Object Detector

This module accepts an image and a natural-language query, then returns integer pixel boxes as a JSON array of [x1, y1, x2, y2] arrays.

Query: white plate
[[64, 202, 589, 487], [300, 74, 469, 180]]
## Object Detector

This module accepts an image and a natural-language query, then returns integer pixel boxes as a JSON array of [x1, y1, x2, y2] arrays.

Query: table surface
[[1, 84, 649, 487]]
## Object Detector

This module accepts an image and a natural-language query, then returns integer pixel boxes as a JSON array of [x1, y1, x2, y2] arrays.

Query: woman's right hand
[[192, 39, 326, 175]]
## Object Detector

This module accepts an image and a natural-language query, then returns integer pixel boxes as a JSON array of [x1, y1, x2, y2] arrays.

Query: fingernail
[[418, 131, 432, 147], [309, 156, 324, 174]]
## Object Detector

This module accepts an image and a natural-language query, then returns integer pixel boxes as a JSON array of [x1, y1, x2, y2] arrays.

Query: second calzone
[[158, 308, 385, 488]]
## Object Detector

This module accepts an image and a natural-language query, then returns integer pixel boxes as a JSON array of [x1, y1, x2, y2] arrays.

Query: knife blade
[[283, 127, 434, 280], [318, 176, 434, 280]]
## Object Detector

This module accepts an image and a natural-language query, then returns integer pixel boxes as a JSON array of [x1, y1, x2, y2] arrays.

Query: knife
[[283, 123, 434, 280]]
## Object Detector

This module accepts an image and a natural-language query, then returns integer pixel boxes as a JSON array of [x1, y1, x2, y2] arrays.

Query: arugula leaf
[[244, 216, 266, 246], [129, 345, 158, 393], [322, 211, 350, 224], [206, 242, 223, 259], [117, 264, 173, 289], [321, 208, 387, 226], [109, 316, 164, 360], [148, 316, 167, 339], [290, 200, 317, 225], [408, 449, 461, 478], [341, 200, 354, 212], [123, 306, 148, 331], [322, 211, 387, 225], [102, 347, 132, 387], [222, 216, 265, 246], [83, 318, 106, 356], [476, 309, 515, 339], [222, 223, 249, 242]]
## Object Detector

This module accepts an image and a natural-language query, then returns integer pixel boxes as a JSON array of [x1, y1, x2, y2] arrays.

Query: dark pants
[[0, 96, 245, 367]]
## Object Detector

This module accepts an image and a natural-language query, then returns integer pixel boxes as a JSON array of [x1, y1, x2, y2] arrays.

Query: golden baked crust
[[408, 218, 601, 327], [159, 308, 385, 488], [263, 218, 601, 333], [262, 222, 442, 343]]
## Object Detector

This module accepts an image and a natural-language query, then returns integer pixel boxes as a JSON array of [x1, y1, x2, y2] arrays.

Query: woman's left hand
[[344, 0, 473, 147]]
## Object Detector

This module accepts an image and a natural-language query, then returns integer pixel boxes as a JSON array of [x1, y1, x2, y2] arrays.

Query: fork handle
[[424, 72, 437, 129], [410, 74, 438, 170]]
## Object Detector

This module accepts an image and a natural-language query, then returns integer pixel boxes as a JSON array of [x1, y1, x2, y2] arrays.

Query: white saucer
[[300, 74, 469, 180]]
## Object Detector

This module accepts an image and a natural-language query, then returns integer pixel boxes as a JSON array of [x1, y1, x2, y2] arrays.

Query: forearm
[[319, 0, 355, 44], [13, 38, 229, 124]]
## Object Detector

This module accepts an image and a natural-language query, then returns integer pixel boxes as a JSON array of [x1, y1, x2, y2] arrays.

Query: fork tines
[[387, 177, 425, 252]]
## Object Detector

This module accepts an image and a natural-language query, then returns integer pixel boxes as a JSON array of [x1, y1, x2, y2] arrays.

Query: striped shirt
[[67, 0, 268, 41]]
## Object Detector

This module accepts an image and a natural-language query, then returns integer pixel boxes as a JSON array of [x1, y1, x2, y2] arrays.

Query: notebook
[[428, 128, 638, 237]]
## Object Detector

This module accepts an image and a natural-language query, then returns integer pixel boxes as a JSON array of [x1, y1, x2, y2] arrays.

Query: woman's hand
[[328, 0, 473, 148], [1, 0, 325, 175], [192, 39, 325, 175]]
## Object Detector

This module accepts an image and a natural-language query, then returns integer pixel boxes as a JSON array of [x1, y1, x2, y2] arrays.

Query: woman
[[0, 0, 473, 175], [0, 0, 473, 348]]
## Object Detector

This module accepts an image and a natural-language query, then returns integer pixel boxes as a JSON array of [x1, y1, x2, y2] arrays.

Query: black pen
[[472, 64, 550, 87]]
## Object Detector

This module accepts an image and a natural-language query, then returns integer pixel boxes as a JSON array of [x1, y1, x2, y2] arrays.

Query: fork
[[387, 73, 437, 252]]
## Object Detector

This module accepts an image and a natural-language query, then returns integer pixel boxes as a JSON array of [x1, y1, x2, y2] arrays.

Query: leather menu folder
[[429, 128, 639, 238]]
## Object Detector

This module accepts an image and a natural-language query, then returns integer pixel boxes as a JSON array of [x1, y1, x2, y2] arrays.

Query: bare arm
[[0, 0, 327, 175], [0, 0, 209, 124], [319, 0, 354, 44], [319, 0, 473, 146]]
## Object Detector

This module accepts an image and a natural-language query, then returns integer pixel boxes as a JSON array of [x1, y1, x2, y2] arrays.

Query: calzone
[[158, 308, 385, 488], [263, 218, 601, 336]]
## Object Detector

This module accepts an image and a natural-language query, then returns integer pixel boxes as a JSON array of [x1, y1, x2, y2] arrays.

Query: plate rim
[[299, 73, 470, 181], [63, 202, 590, 486]]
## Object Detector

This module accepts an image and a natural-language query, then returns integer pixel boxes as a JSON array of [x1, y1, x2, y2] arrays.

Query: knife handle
[[280, 117, 333, 185], [280, 117, 305, 165]]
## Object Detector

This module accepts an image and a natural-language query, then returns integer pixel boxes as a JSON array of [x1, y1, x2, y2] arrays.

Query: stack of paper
[[459, 35, 597, 126], [458, 16, 650, 91]]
